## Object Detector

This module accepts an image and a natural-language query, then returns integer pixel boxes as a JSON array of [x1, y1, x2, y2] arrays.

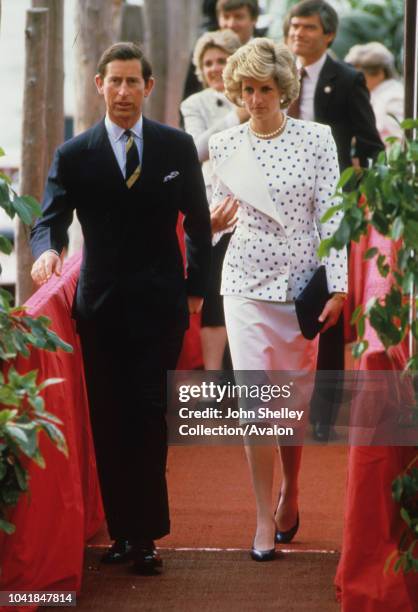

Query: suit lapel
[[138, 117, 164, 186], [314, 55, 337, 122], [87, 120, 126, 189], [214, 125, 286, 230]]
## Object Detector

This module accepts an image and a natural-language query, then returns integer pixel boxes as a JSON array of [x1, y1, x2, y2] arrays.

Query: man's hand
[[211, 195, 239, 234], [188, 296, 203, 314], [318, 294, 346, 333], [31, 251, 62, 286]]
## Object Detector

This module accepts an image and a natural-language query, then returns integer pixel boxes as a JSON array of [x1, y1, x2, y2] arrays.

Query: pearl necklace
[[249, 114, 287, 139]]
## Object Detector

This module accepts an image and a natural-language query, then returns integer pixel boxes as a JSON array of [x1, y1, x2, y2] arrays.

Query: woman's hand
[[210, 195, 239, 234], [318, 294, 347, 333]]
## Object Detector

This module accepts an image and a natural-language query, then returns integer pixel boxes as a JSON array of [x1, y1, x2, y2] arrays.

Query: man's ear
[[325, 32, 336, 47], [144, 77, 155, 98], [95, 74, 104, 95]]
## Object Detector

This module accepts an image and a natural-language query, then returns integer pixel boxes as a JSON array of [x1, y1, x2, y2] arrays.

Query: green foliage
[[333, 0, 404, 71], [0, 147, 72, 534], [388, 460, 418, 573], [320, 120, 418, 573]]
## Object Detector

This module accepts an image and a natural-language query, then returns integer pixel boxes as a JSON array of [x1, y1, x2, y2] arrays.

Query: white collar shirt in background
[[297, 52, 328, 121], [104, 114, 144, 177]]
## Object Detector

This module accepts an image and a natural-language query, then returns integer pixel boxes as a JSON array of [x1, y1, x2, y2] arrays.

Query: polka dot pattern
[[208, 119, 347, 301]]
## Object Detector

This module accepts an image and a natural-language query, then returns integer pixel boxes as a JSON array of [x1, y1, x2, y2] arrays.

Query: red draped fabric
[[0, 254, 104, 602], [176, 215, 203, 369], [336, 230, 418, 611]]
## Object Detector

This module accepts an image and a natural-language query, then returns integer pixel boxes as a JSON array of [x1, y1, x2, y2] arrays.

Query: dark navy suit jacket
[[31, 117, 212, 335], [314, 55, 384, 170]]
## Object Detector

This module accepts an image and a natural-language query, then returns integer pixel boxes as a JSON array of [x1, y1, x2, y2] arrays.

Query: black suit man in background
[[283, 0, 384, 441], [30, 43, 212, 574]]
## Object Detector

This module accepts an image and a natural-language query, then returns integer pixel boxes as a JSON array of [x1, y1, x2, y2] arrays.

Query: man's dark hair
[[97, 42, 153, 81], [216, 0, 259, 20], [284, 0, 338, 39]]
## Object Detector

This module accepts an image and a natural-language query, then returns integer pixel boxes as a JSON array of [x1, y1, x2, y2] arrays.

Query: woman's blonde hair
[[223, 38, 299, 109], [193, 29, 242, 86]]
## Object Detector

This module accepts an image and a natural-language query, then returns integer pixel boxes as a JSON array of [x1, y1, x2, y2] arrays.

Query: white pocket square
[[163, 171, 180, 183]]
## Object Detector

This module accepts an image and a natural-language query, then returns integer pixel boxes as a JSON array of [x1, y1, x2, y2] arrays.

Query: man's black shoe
[[312, 422, 338, 443], [101, 539, 134, 564], [132, 540, 163, 575]]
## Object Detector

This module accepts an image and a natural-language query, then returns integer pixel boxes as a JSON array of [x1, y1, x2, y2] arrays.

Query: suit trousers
[[77, 315, 184, 542]]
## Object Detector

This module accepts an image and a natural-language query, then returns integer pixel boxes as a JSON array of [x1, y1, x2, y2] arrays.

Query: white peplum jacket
[[208, 117, 348, 302]]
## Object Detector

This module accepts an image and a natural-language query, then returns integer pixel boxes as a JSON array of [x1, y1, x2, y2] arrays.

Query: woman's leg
[[200, 325, 227, 370], [244, 442, 276, 550], [275, 445, 302, 530]]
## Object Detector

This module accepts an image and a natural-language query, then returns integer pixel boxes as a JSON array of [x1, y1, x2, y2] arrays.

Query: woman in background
[[181, 29, 247, 370], [345, 42, 403, 143]]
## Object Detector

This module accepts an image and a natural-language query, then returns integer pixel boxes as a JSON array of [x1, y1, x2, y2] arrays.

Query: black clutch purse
[[295, 266, 330, 340]]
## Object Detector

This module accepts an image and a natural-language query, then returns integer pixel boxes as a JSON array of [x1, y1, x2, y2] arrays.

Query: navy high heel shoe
[[275, 512, 299, 544], [250, 545, 276, 561]]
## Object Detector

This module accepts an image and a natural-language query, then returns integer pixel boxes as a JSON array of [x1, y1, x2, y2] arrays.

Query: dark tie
[[124, 129, 141, 189], [287, 67, 307, 119]]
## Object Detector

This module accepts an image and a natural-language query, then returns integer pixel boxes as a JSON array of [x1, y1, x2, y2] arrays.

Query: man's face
[[95, 59, 154, 128], [287, 14, 335, 65], [218, 6, 256, 44]]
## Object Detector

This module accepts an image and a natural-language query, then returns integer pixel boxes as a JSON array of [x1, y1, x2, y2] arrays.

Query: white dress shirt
[[104, 114, 144, 177], [297, 53, 328, 121]]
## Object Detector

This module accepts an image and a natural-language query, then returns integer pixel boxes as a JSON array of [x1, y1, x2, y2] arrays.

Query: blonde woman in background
[[181, 29, 247, 370], [209, 38, 347, 561]]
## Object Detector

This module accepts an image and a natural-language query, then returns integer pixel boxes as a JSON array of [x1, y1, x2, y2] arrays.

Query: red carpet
[[90, 445, 347, 552]]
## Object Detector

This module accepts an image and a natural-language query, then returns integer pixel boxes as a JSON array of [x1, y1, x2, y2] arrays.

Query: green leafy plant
[[320, 119, 418, 572], [0, 148, 72, 534], [333, 0, 404, 71]]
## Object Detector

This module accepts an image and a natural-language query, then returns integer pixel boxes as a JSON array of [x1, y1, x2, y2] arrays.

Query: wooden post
[[143, 0, 200, 125], [165, 0, 201, 127], [404, 0, 418, 122], [112, 0, 124, 39], [119, 3, 145, 43], [403, 0, 418, 360], [73, 0, 114, 135], [142, 0, 167, 123], [69, 0, 115, 255], [32, 0, 65, 172], [16, 9, 48, 305]]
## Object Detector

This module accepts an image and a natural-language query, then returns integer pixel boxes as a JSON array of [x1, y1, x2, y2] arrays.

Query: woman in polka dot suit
[[209, 38, 347, 561]]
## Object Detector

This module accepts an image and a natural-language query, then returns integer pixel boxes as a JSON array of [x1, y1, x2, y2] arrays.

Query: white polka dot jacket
[[209, 117, 348, 302]]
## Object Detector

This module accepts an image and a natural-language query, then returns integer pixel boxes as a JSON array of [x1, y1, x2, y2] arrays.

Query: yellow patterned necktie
[[124, 129, 141, 188]]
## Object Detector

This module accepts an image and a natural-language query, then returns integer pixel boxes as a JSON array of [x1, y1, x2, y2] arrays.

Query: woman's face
[[241, 77, 282, 121], [202, 47, 229, 92]]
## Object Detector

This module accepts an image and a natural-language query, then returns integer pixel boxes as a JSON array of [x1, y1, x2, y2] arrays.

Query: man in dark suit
[[283, 0, 384, 441], [31, 43, 212, 574]]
